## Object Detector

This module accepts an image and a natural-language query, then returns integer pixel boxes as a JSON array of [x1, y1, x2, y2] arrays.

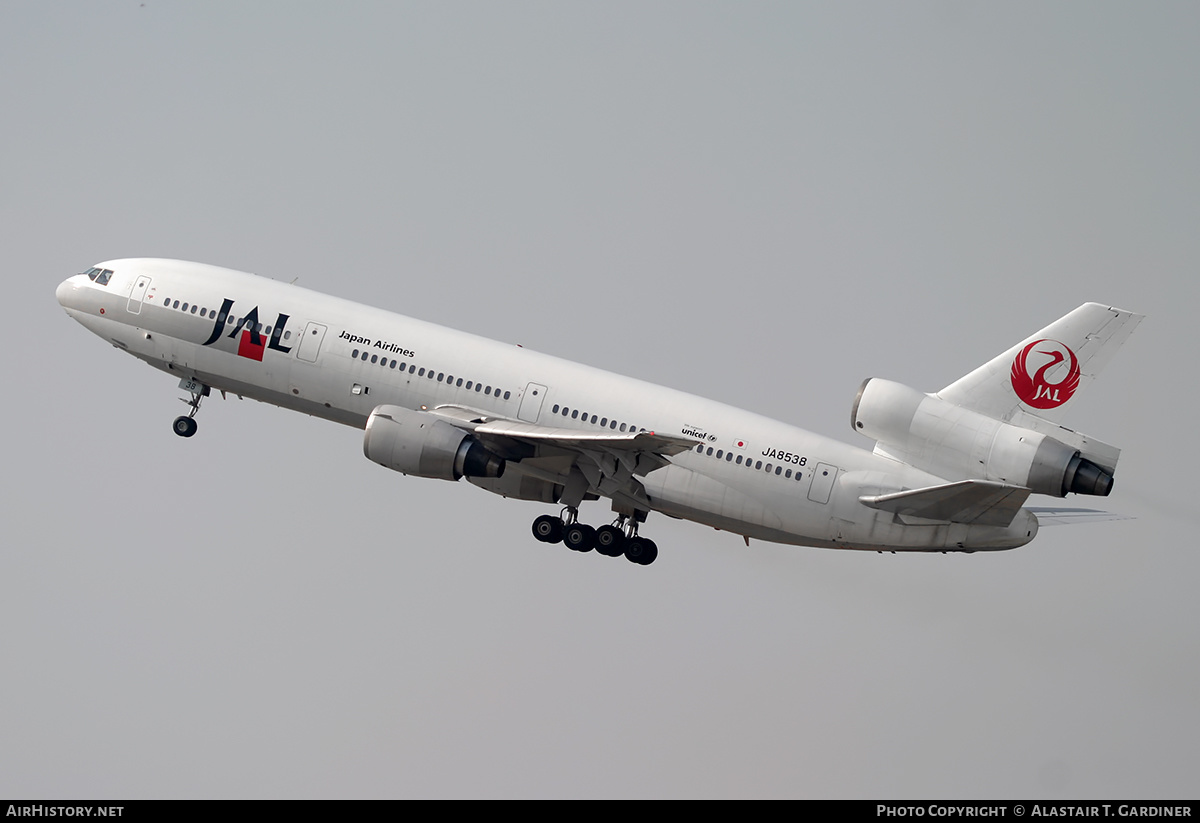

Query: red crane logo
[[1011, 338, 1081, 409]]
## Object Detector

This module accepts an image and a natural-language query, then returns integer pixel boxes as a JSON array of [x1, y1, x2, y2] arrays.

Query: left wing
[[426, 404, 700, 509]]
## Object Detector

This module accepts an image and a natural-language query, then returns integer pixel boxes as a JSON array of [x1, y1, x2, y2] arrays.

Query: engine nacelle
[[851, 378, 1113, 497], [364, 405, 505, 482]]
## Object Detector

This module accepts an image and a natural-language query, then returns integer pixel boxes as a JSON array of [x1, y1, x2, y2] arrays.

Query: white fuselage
[[56, 259, 1038, 553]]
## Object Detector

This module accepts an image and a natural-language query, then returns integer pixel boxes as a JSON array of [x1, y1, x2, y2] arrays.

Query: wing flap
[[427, 404, 698, 456], [860, 480, 1031, 527]]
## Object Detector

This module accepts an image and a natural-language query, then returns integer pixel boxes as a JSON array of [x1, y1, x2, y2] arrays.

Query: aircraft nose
[[56, 276, 78, 308]]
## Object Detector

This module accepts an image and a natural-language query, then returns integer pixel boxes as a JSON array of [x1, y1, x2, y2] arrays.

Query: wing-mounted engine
[[364, 405, 505, 481], [851, 378, 1115, 497]]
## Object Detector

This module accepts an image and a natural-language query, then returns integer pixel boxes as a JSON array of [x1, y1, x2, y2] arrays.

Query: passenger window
[[418, 368, 425, 377], [706, 447, 713, 456], [553, 404, 560, 414], [371, 355, 378, 364], [619, 424, 626, 432], [736, 455, 743, 464], [775, 466, 782, 475], [457, 378, 463, 387], [755, 461, 762, 470], [572, 410, 579, 419], [173, 300, 180, 309], [352, 349, 359, 358], [785, 469, 792, 478]]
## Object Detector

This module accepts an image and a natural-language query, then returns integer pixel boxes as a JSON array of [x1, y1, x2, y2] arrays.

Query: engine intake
[[364, 405, 505, 482]]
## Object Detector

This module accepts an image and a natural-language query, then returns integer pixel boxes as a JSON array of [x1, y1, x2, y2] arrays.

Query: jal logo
[[1010, 338, 1080, 409], [201, 298, 293, 361]]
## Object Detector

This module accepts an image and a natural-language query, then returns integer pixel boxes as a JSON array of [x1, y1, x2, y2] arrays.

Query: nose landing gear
[[173, 378, 210, 438]]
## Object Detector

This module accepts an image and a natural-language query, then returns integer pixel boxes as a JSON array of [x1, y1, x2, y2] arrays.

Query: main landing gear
[[531, 509, 659, 566], [172, 379, 210, 438]]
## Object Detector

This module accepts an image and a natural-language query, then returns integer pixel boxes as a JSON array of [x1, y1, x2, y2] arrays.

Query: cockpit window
[[84, 267, 114, 286]]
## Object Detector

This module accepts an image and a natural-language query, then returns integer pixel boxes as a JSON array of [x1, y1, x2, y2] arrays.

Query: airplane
[[55, 259, 1143, 565]]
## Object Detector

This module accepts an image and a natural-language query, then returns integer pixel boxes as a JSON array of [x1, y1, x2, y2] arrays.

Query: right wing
[[1025, 507, 1134, 527]]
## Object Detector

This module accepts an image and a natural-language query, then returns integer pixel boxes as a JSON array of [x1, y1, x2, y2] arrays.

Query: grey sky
[[3, 1, 1198, 798]]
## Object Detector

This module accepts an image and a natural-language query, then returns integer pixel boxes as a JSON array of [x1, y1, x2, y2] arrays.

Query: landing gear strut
[[173, 378, 210, 438]]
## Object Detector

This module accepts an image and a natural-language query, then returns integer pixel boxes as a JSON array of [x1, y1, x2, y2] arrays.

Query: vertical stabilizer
[[936, 303, 1143, 425]]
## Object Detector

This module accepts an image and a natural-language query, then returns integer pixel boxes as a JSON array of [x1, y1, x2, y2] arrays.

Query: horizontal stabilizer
[[860, 480, 1031, 527], [1026, 507, 1134, 527]]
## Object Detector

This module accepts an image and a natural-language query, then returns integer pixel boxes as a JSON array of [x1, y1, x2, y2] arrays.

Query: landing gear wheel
[[624, 537, 658, 566], [173, 416, 198, 438], [563, 523, 596, 553], [532, 514, 564, 544], [594, 525, 625, 557]]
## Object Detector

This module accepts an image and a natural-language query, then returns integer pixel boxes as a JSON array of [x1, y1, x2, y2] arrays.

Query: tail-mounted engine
[[364, 405, 505, 482], [851, 378, 1114, 497]]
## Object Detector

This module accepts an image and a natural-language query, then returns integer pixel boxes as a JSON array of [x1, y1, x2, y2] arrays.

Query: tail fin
[[852, 302, 1142, 495], [936, 302, 1143, 425]]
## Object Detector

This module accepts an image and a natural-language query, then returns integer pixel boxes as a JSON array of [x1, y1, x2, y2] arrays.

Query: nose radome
[[56, 277, 76, 307]]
